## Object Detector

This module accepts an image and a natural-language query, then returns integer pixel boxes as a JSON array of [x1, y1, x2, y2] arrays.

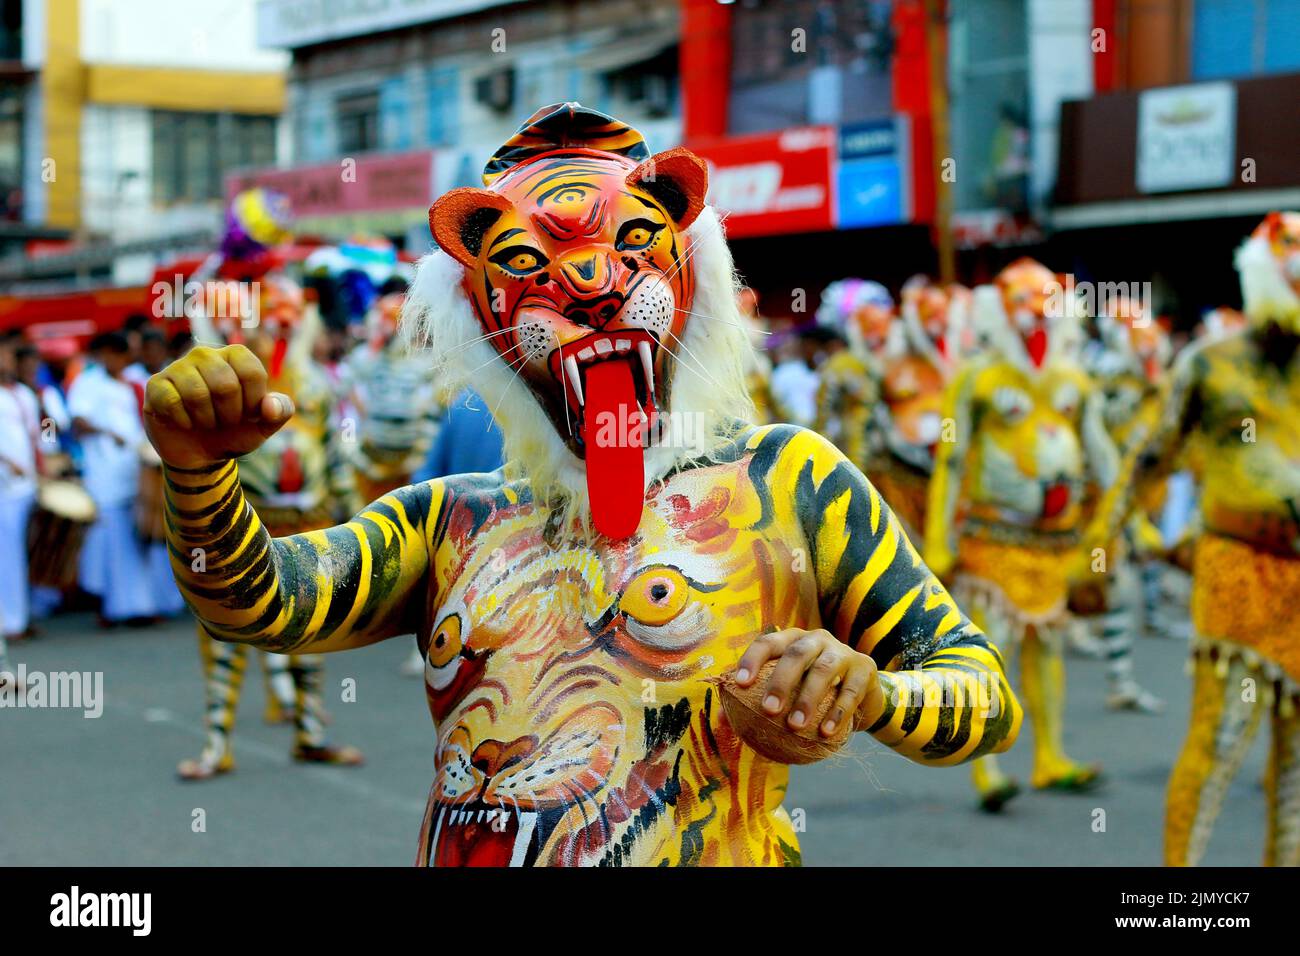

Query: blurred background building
[[2, 0, 1299, 335]]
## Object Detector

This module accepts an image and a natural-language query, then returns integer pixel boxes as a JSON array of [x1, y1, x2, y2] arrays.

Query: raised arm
[[145, 345, 437, 653], [743, 425, 1021, 766]]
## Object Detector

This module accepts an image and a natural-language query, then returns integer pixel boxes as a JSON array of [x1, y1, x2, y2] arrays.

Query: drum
[[27, 480, 97, 590], [136, 443, 168, 541]]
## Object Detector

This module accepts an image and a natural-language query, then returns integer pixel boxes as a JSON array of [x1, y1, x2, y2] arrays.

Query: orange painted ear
[[626, 147, 708, 230], [1259, 210, 1284, 242], [429, 188, 514, 268]]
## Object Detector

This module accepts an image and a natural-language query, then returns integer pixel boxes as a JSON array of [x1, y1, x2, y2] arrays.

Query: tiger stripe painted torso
[[162, 422, 1021, 866]]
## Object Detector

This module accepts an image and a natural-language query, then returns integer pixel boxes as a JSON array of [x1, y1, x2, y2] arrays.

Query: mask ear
[[1260, 210, 1284, 243], [626, 147, 708, 231], [429, 188, 514, 268]]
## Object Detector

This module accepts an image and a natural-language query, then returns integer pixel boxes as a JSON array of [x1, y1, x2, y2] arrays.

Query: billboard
[[693, 126, 836, 238]]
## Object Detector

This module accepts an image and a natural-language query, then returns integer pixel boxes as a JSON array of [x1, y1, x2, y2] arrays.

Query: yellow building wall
[[43, 0, 83, 230], [37, 0, 285, 230]]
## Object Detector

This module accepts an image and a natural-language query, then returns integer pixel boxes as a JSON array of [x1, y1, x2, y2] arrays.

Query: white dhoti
[[149, 541, 186, 617], [0, 492, 36, 639], [78, 503, 156, 621]]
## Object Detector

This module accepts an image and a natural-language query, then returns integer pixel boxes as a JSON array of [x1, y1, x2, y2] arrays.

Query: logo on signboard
[[1136, 82, 1236, 194]]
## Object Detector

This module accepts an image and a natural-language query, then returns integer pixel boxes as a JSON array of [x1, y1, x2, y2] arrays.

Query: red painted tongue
[[434, 813, 517, 867], [1042, 483, 1070, 519], [582, 358, 645, 540], [1025, 325, 1049, 367]]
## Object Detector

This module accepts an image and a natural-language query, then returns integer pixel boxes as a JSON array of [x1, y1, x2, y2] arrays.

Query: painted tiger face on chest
[[429, 106, 709, 539], [416, 460, 812, 867]]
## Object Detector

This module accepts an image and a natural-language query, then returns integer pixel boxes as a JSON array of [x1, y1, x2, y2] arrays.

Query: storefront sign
[[836, 117, 909, 228], [693, 126, 835, 238], [257, 0, 516, 49], [226, 151, 436, 221], [1136, 82, 1236, 194]]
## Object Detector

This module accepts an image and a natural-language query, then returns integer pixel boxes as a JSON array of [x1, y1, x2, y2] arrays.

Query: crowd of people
[[1, 188, 1296, 865], [0, 259, 505, 777], [735, 212, 1298, 865]]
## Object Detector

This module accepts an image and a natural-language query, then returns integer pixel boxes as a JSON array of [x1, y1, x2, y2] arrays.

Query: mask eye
[[993, 386, 1032, 424], [489, 245, 549, 276], [621, 567, 689, 626], [1053, 382, 1080, 416], [427, 613, 463, 676], [615, 219, 663, 252]]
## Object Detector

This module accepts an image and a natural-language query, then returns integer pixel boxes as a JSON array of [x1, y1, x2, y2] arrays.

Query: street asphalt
[[0, 606, 1269, 866]]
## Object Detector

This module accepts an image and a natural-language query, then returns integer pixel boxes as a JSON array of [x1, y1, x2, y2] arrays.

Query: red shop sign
[[692, 126, 835, 239], [225, 150, 436, 219]]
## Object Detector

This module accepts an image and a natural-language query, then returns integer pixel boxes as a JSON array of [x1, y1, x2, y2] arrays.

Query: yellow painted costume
[[344, 293, 442, 501], [811, 279, 896, 477], [1099, 213, 1300, 865], [926, 259, 1117, 810], [153, 105, 1020, 865], [1086, 301, 1172, 713], [870, 278, 969, 540]]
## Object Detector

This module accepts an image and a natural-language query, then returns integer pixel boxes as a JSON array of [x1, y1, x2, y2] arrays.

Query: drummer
[[67, 332, 157, 627], [0, 332, 40, 686]]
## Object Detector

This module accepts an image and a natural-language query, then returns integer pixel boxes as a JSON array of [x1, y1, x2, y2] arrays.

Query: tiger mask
[[424, 104, 716, 540], [1237, 211, 1300, 334]]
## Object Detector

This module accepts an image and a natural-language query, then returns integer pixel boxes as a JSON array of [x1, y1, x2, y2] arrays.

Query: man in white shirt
[[0, 335, 40, 686], [67, 332, 156, 625]]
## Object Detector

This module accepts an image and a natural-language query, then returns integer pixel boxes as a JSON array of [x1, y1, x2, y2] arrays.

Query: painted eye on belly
[[621, 567, 689, 625], [426, 613, 463, 689]]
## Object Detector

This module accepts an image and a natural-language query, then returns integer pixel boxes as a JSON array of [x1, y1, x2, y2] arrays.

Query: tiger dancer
[[1091, 213, 1300, 866], [145, 104, 1020, 865], [175, 273, 363, 780], [926, 258, 1118, 811]]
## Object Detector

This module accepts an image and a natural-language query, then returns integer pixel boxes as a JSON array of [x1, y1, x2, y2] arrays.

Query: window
[[0, 83, 22, 220], [336, 90, 380, 154], [426, 68, 459, 147], [728, 0, 894, 135], [152, 111, 277, 204], [1192, 0, 1300, 79]]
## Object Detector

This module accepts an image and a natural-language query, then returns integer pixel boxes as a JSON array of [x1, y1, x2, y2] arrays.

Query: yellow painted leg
[[1164, 652, 1263, 866], [1023, 626, 1100, 791], [261, 652, 295, 724], [1265, 690, 1300, 867], [967, 599, 1021, 811], [178, 626, 246, 780]]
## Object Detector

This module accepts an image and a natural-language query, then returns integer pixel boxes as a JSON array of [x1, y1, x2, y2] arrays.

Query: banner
[[836, 117, 910, 228], [693, 126, 835, 238]]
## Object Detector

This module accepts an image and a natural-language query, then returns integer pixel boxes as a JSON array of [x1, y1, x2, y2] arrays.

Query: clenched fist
[[144, 344, 294, 469]]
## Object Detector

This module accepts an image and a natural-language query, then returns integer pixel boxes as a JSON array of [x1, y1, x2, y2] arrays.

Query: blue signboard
[[835, 117, 910, 229]]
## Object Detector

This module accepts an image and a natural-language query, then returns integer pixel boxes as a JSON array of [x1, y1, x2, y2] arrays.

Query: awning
[[1050, 186, 1300, 231]]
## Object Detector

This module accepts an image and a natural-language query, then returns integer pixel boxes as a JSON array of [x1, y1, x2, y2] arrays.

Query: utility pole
[[924, 0, 955, 283]]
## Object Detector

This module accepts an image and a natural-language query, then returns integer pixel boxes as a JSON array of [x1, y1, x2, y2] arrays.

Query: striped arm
[[748, 424, 1021, 764], [163, 460, 439, 653]]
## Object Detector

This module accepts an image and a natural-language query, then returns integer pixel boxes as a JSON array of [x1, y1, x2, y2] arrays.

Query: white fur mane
[[970, 282, 1083, 374], [1236, 229, 1300, 325], [400, 206, 756, 532]]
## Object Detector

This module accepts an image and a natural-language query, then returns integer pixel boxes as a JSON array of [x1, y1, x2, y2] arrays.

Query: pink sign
[[225, 151, 436, 219]]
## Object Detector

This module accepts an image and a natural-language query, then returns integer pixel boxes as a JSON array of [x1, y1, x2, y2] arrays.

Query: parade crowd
[[2, 204, 1297, 867]]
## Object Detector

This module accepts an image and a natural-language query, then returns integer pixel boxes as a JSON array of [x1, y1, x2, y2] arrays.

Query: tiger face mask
[[429, 104, 708, 540]]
